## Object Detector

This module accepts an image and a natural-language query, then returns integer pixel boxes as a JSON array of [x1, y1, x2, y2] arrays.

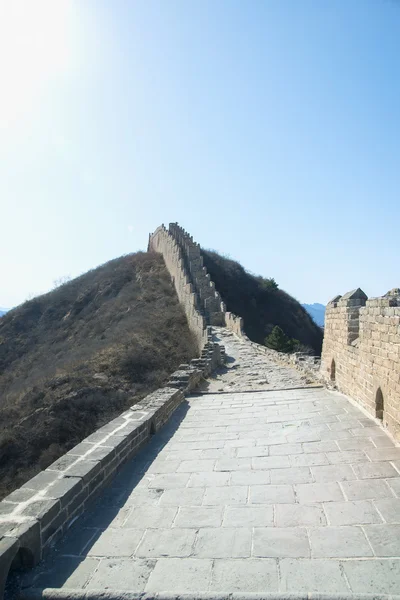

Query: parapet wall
[[0, 348, 223, 596], [148, 223, 244, 338], [225, 311, 245, 337], [321, 287, 400, 441]]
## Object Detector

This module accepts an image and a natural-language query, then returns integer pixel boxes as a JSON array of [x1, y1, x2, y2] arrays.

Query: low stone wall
[[0, 347, 223, 597], [225, 311, 244, 337], [321, 288, 400, 441]]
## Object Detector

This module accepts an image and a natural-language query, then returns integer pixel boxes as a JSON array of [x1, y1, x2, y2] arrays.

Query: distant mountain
[[0, 307, 9, 317], [302, 303, 325, 327]]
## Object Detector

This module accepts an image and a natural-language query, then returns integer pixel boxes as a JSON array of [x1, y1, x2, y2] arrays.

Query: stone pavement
[[201, 327, 314, 393], [17, 337, 400, 598]]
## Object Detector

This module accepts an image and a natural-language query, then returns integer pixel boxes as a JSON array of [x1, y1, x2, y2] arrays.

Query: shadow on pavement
[[8, 401, 191, 597]]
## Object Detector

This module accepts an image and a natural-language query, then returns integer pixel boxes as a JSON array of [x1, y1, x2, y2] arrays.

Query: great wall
[[0, 223, 399, 599]]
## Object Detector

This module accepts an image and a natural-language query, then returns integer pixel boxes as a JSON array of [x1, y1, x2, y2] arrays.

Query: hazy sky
[[1, 0, 399, 308]]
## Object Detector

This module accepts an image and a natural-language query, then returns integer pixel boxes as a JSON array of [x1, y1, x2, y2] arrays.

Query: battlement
[[148, 223, 244, 342], [321, 287, 400, 440]]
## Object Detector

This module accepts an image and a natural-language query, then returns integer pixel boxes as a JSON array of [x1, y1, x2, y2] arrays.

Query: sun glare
[[0, 0, 73, 131]]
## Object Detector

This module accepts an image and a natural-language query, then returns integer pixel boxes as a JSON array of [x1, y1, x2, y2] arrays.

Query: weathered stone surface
[[323, 500, 382, 525], [145, 558, 212, 592], [253, 527, 310, 558], [12, 341, 400, 597], [86, 528, 144, 557], [321, 286, 400, 441], [309, 526, 373, 557], [279, 558, 349, 593], [342, 559, 400, 594], [21, 470, 60, 490], [136, 528, 196, 558], [173, 507, 222, 528], [363, 524, 400, 556], [210, 558, 278, 592], [275, 503, 326, 527], [222, 506, 273, 528], [193, 527, 252, 558], [295, 482, 344, 504]]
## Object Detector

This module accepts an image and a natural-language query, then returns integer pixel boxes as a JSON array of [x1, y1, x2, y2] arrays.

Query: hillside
[[202, 250, 323, 355], [0, 252, 197, 499]]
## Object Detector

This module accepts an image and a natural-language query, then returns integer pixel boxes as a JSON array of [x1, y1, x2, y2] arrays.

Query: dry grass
[[0, 252, 197, 499], [202, 249, 323, 355]]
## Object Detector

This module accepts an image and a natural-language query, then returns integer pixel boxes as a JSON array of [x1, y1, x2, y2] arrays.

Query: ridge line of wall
[[148, 223, 244, 339]]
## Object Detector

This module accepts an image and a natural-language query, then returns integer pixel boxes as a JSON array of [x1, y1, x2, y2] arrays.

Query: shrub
[[265, 326, 299, 354]]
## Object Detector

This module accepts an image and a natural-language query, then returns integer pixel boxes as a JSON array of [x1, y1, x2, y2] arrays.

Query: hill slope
[[0, 252, 197, 498], [202, 250, 323, 355]]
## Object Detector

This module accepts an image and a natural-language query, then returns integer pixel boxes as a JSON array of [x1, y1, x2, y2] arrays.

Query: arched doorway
[[375, 387, 384, 421], [330, 359, 336, 383]]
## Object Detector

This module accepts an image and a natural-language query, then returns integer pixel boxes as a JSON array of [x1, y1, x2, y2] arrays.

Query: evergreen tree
[[265, 326, 299, 353]]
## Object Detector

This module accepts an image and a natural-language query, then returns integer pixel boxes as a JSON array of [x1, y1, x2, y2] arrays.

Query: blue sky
[[1, 0, 399, 308]]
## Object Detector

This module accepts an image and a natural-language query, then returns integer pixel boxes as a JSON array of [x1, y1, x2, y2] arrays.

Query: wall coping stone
[[18, 590, 400, 600]]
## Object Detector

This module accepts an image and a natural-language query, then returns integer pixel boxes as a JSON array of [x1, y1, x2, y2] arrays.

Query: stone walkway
[[18, 333, 400, 598], [202, 327, 314, 392]]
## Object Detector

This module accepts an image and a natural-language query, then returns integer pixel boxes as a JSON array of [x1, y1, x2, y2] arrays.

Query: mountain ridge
[[302, 302, 325, 327]]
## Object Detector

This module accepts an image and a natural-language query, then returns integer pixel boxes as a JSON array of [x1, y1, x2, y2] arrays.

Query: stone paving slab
[[17, 371, 400, 597]]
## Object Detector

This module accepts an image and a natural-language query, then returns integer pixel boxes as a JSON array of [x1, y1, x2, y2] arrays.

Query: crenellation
[[321, 286, 400, 441], [149, 222, 243, 334]]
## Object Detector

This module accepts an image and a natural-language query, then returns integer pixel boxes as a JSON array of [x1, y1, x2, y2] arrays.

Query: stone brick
[[295, 482, 344, 503], [275, 503, 326, 527], [21, 499, 61, 530], [203, 486, 248, 506], [279, 558, 349, 593], [374, 497, 400, 522], [174, 506, 223, 528], [193, 527, 251, 558], [145, 558, 212, 592], [324, 499, 382, 525], [363, 524, 400, 556], [249, 484, 295, 504], [86, 528, 144, 557], [125, 506, 177, 529], [223, 506, 273, 527], [209, 558, 278, 592], [309, 526, 373, 557], [311, 464, 356, 482], [352, 460, 399, 479], [45, 477, 83, 508], [136, 528, 196, 558], [159, 488, 205, 506], [270, 467, 313, 484], [253, 527, 310, 558], [21, 470, 60, 490], [342, 559, 400, 594], [86, 557, 154, 591], [341, 478, 393, 500]]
